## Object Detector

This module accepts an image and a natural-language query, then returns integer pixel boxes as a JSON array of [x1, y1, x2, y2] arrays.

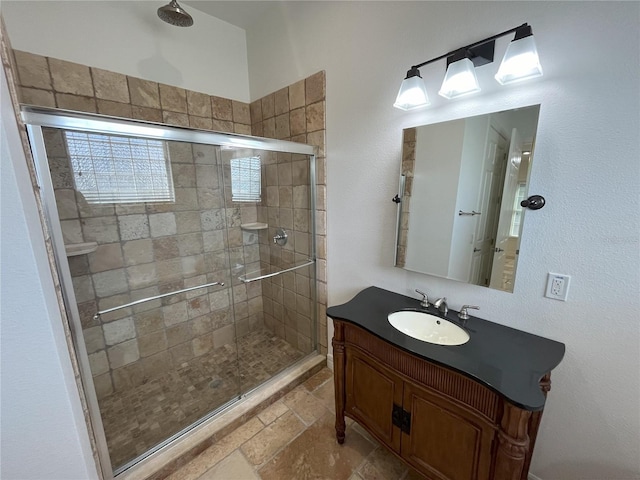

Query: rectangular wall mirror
[[395, 105, 540, 293]]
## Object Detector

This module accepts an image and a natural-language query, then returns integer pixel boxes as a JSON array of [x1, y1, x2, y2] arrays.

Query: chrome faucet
[[433, 297, 448, 316], [415, 289, 430, 308], [458, 305, 480, 320]]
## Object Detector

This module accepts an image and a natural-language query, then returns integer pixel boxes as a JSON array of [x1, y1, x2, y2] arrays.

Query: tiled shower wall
[[250, 73, 328, 355], [43, 132, 265, 399], [11, 50, 328, 395]]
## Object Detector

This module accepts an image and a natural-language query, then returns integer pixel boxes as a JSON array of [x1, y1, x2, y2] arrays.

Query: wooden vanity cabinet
[[333, 320, 549, 480]]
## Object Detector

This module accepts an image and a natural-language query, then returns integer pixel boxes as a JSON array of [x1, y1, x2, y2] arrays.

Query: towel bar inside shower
[[238, 259, 315, 283], [93, 281, 225, 321]]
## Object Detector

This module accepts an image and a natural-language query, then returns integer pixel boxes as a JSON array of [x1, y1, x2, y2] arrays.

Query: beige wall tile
[[20, 87, 55, 107], [49, 58, 94, 96], [192, 334, 213, 356], [166, 323, 191, 347], [92, 67, 129, 103], [289, 79, 305, 110], [103, 317, 136, 346], [132, 106, 163, 123], [84, 325, 105, 354], [126, 263, 158, 290], [107, 339, 140, 369], [13, 50, 52, 89], [97, 99, 132, 117], [92, 373, 113, 399], [92, 268, 128, 297], [252, 121, 263, 137], [262, 117, 275, 138], [162, 110, 189, 127], [118, 214, 150, 241], [306, 101, 325, 132], [54, 189, 78, 219], [211, 96, 233, 121], [170, 341, 194, 365], [187, 90, 212, 117], [289, 108, 306, 136], [232, 100, 250, 125], [111, 362, 144, 391], [307, 130, 325, 157], [122, 238, 153, 266], [212, 323, 235, 349], [55, 93, 97, 113], [128, 77, 160, 108], [189, 115, 213, 130], [212, 119, 233, 133], [275, 113, 290, 139], [89, 243, 124, 273], [250, 99, 262, 123], [138, 330, 168, 357], [159, 83, 187, 113], [163, 301, 188, 327], [234, 123, 251, 135], [274, 87, 289, 115], [261, 93, 275, 119], [305, 71, 325, 104]]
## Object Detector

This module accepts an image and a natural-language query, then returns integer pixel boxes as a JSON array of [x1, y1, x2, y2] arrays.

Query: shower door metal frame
[[22, 106, 318, 480]]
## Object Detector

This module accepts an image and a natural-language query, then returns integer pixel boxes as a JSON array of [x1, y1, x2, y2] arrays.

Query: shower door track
[[22, 105, 318, 480]]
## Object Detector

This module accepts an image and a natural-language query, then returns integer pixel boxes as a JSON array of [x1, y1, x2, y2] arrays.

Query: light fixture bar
[[394, 23, 542, 110], [411, 23, 529, 71]]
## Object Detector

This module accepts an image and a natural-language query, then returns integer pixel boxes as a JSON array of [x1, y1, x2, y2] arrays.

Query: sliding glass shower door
[[39, 128, 242, 470], [25, 107, 317, 477]]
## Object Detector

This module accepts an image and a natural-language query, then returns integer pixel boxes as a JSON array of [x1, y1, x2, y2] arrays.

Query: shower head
[[157, 0, 194, 27]]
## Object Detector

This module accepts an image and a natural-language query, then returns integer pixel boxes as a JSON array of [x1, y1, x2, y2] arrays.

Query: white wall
[[1, 67, 98, 479], [246, 2, 640, 479], [1, 1, 251, 102]]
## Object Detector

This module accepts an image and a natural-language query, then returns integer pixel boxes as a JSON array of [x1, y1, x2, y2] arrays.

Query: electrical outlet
[[545, 273, 571, 301]]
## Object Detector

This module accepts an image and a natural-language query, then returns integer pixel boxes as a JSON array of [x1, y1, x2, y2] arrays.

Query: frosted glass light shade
[[438, 58, 481, 99], [394, 70, 430, 110], [495, 35, 543, 85]]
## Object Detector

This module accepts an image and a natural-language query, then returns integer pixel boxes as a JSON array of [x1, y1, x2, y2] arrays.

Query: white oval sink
[[388, 311, 470, 346]]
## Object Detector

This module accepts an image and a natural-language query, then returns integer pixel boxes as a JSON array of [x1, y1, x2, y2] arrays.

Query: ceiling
[[184, 1, 285, 30]]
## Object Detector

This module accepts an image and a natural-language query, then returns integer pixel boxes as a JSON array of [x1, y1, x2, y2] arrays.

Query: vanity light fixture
[[394, 23, 543, 110]]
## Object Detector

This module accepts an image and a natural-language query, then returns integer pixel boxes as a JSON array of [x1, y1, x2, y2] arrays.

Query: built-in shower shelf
[[240, 222, 268, 231], [65, 242, 98, 256], [239, 258, 315, 283]]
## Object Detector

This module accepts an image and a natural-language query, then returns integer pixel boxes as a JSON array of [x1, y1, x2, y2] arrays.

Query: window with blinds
[[230, 156, 262, 202], [64, 131, 175, 204]]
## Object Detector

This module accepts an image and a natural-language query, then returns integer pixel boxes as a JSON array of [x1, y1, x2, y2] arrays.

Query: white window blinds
[[64, 131, 175, 204], [230, 156, 261, 202]]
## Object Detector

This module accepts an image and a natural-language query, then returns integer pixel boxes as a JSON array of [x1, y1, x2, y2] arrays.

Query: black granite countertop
[[327, 286, 565, 411]]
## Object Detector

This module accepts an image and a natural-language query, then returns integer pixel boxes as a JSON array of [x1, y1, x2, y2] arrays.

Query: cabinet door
[[402, 382, 494, 480], [345, 347, 404, 452]]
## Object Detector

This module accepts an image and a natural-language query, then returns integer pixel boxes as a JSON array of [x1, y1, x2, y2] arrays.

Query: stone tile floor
[[166, 368, 423, 480], [100, 329, 306, 469]]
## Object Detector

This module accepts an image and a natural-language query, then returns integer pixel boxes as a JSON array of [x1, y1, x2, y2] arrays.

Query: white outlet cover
[[545, 273, 571, 301]]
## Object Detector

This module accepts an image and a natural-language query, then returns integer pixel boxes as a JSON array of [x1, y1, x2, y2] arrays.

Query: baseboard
[[529, 473, 543, 480], [327, 353, 334, 370]]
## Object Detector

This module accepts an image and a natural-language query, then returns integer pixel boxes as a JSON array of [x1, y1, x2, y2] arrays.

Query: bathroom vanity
[[328, 287, 564, 480]]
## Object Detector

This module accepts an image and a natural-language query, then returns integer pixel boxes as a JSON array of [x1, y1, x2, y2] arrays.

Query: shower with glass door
[[23, 107, 318, 476]]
